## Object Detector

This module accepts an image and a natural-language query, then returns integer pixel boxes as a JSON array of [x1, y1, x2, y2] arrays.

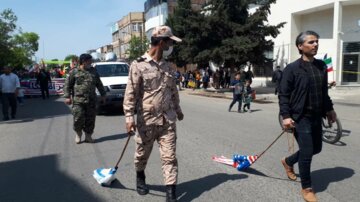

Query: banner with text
[[20, 78, 65, 96]]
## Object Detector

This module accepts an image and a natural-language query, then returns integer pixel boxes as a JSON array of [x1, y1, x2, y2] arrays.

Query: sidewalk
[[182, 86, 360, 105]]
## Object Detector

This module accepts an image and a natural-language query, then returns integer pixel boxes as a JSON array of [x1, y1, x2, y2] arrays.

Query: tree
[[166, 0, 285, 70], [0, 9, 17, 68], [64, 54, 78, 62], [10, 32, 39, 69], [126, 35, 149, 63], [166, 0, 205, 67], [0, 9, 39, 69]]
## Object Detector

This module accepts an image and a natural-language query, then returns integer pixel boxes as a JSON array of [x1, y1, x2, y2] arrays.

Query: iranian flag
[[323, 56, 333, 72]]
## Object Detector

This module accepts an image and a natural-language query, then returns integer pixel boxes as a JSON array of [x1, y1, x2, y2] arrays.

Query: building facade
[[268, 0, 360, 86], [144, 0, 209, 40], [111, 12, 145, 60]]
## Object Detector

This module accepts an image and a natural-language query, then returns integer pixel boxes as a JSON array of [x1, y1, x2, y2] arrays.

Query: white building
[[268, 0, 360, 86]]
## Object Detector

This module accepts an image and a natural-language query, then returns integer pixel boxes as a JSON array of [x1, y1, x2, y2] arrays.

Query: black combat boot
[[136, 171, 149, 195], [166, 185, 177, 202]]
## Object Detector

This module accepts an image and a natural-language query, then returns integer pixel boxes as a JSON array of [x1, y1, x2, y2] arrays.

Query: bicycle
[[278, 114, 343, 144]]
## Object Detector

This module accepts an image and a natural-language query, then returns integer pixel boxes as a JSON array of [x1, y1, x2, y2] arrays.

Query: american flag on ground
[[212, 155, 258, 171]]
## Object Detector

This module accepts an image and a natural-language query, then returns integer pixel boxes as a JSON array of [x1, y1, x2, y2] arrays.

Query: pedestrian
[[175, 70, 182, 91], [228, 72, 244, 113], [63, 53, 106, 144], [17, 87, 25, 106], [36, 63, 51, 99], [242, 80, 252, 113], [272, 66, 282, 95], [213, 69, 220, 89], [123, 25, 184, 202], [0, 66, 20, 120], [279, 30, 337, 202], [195, 70, 201, 89], [245, 65, 254, 84], [202, 72, 210, 89], [224, 68, 231, 88]]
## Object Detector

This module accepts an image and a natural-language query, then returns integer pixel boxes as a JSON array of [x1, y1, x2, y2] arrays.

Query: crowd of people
[[1, 25, 339, 202], [175, 66, 254, 91], [0, 58, 78, 120]]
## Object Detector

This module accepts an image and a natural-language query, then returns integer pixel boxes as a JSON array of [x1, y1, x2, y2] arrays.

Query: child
[[17, 87, 25, 106], [228, 72, 244, 113], [243, 80, 252, 113]]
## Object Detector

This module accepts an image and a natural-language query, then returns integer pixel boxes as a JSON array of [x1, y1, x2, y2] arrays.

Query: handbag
[[251, 90, 256, 100]]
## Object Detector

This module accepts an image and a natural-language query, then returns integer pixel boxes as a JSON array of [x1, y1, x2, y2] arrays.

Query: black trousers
[[40, 83, 49, 99], [1, 93, 17, 119], [285, 115, 322, 189], [229, 94, 243, 111]]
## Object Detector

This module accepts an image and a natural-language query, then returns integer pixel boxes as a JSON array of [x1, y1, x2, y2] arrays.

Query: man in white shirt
[[0, 66, 20, 121]]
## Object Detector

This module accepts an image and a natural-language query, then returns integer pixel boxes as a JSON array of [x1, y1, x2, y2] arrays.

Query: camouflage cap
[[152, 25, 182, 42]]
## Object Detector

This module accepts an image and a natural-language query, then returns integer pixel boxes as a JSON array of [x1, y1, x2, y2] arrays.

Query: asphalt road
[[0, 93, 359, 202]]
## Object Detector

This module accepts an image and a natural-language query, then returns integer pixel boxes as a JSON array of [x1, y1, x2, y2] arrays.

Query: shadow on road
[[0, 96, 71, 124], [148, 173, 247, 201], [0, 155, 101, 202], [241, 167, 293, 182], [95, 133, 128, 143], [312, 167, 355, 192]]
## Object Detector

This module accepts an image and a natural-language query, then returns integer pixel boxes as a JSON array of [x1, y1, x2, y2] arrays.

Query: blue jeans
[[229, 94, 243, 111], [285, 116, 322, 189]]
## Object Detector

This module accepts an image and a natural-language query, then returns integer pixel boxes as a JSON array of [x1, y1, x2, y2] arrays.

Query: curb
[[186, 91, 275, 104]]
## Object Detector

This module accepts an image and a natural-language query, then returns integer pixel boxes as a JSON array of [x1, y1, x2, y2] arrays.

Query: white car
[[94, 61, 129, 114]]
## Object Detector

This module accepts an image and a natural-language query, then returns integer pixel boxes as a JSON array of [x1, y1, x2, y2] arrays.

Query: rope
[[257, 130, 286, 159]]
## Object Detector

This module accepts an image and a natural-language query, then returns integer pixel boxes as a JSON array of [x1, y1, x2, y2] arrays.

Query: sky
[[1, 0, 146, 61]]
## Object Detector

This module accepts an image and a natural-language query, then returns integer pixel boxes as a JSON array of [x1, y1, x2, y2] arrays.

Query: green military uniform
[[64, 67, 106, 135]]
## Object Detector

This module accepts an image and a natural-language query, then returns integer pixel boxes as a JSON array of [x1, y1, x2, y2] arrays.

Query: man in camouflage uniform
[[64, 54, 106, 144], [123, 25, 184, 202]]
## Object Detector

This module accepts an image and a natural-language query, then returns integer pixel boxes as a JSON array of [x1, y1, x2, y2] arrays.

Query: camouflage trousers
[[134, 122, 178, 185], [72, 103, 96, 135]]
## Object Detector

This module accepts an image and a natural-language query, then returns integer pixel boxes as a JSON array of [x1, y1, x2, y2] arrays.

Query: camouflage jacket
[[64, 67, 106, 104], [123, 53, 182, 126]]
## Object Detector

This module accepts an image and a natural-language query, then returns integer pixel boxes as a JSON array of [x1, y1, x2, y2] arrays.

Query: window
[[133, 23, 138, 32]]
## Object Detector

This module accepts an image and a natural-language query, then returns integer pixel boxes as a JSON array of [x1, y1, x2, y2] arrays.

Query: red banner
[[20, 78, 65, 96]]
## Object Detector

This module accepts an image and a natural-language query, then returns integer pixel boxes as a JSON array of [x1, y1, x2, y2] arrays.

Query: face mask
[[163, 46, 173, 58]]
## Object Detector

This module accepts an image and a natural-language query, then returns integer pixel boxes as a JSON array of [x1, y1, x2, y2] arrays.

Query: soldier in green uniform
[[64, 53, 106, 144]]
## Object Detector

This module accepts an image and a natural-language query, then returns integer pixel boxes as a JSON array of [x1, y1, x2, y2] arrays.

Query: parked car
[[94, 61, 129, 114]]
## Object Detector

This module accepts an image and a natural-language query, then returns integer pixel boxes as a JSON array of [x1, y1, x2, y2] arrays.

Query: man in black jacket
[[36, 63, 51, 99], [279, 30, 337, 202], [272, 66, 282, 95]]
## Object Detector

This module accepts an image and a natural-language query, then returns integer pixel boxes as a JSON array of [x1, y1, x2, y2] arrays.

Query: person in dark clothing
[[278, 30, 337, 202], [272, 66, 282, 95], [224, 68, 231, 88], [36, 64, 52, 99], [245, 66, 254, 84], [228, 72, 244, 112], [242, 80, 252, 113]]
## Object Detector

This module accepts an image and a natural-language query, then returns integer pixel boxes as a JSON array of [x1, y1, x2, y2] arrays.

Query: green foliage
[[64, 54, 78, 61], [127, 35, 149, 62], [166, 0, 285, 69], [0, 9, 39, 69]]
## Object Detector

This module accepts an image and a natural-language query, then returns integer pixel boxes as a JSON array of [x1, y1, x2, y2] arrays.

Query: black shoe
[[3, 117, 9, 121], [228, 107, 231, 112], [166, 185, 177, 202], [136, 171, 149, 195], [243, 109, 247, 112]]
